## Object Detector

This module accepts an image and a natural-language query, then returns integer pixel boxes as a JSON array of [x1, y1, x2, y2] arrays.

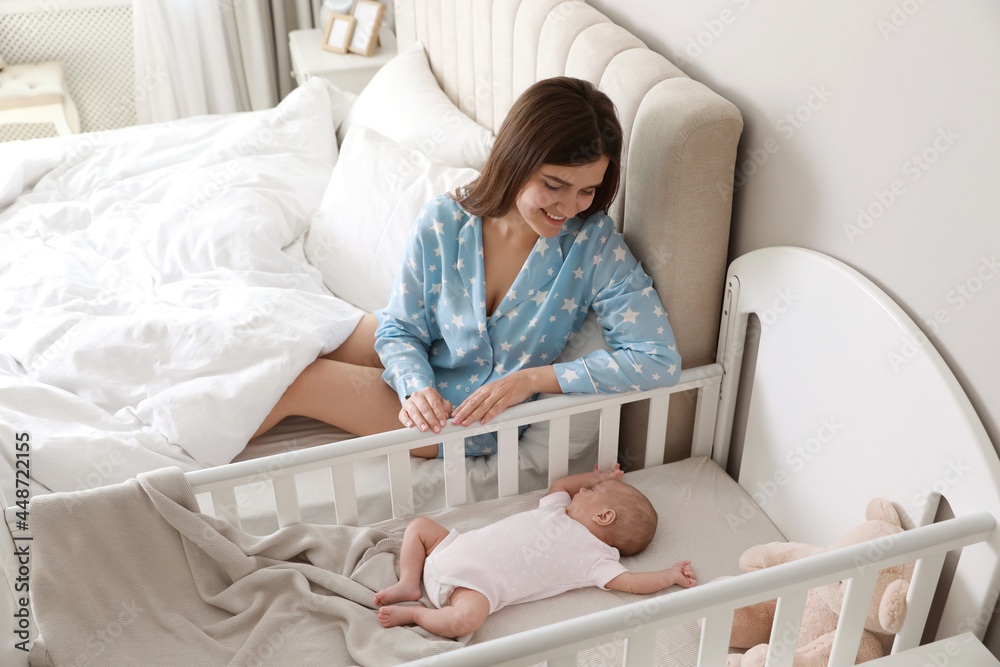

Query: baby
[[374, 464, 696, 638]]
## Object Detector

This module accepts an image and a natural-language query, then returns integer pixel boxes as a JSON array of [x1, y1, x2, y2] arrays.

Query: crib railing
[[401, 511, 995, 667], [182, 363, 999, 666], [186, 363, 723, 529]]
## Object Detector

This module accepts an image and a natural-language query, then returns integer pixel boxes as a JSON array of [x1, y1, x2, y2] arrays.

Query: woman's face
[[512, 156, 609, 237]]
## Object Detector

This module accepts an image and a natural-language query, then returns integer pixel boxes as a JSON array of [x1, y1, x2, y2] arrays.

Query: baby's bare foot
[[374, 582, 422, 607], [378, 605, 417, 628]]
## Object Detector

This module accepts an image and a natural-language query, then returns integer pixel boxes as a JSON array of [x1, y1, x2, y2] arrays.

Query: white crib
[[4, 250, 999, 664], [178, 246, 1000, 666]]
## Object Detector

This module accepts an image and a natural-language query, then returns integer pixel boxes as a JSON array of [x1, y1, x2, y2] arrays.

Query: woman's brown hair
[[454, 77, 622, 220]]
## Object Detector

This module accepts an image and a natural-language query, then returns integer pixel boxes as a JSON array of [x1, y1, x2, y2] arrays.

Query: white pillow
[[320, 79, 357, 134], [520, 311, 611, 459], [337, 41, 494, 170], [305, 125, 480, 312]]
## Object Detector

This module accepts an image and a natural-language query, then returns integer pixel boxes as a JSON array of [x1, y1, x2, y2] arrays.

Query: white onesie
[[422, 491, 628, 613]]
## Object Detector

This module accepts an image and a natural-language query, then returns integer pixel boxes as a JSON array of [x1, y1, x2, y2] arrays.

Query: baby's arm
[[605, 561, 697, 595], [548, 463, 623, 497]]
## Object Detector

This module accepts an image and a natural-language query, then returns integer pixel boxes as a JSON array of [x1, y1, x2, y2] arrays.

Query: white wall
[[589, 0, 1000, 457]]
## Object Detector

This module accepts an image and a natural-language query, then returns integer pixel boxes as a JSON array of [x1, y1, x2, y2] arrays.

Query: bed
[[2, 0, 999, 665], [0, 0, 736, 503], [0, 3, 740, 534]]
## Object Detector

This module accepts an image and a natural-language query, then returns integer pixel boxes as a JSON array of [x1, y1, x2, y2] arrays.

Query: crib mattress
[[372, 456, 785, 661], [27, 456, 781, 666]]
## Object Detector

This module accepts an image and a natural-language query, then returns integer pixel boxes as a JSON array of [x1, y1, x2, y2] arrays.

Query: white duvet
[[0, 80, 366, 496]]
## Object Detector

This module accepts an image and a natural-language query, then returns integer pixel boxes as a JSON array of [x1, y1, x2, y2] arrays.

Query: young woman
[[252, 77, 681, 458]]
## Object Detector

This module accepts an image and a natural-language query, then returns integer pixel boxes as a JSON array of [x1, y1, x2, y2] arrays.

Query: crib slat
[[497, 426, 520, 498], [211, 487, 242, 529], [442, 437, 467, 507], [387, 450, 414, 518], [598, 406, 620, 471], [271, 475, 301, 527], [828, 568, 880, 666], [623, 626, 657, 666], [644, 394, 670, 467], [696, 608, 735, 666], [330, 463, 358, 526], [548, 415, 570, 486], [544, 654, 576, 667], [193, 492, 212, 515], [892, 552, 946, 652], [766, 589, 809, 667], [691, 384, 719, 458]]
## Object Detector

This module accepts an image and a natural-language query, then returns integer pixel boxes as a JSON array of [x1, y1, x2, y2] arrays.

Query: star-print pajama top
[[374, 194, 681, 455]]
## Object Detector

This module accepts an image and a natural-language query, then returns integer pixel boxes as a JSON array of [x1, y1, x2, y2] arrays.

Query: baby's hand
[[669, 560, 697, 588], [593, 463, 624, 483]]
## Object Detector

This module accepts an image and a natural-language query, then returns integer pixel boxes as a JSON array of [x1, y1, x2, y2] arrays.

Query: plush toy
[[721, 498, 913, 667]]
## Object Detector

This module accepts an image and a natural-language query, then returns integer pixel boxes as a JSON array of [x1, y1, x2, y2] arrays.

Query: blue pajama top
[[374, 194, 681, 455]]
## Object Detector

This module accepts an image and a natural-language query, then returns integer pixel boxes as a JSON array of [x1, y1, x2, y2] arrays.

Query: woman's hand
[[399, 387, 453, 434], [451, 367, 558, 427]]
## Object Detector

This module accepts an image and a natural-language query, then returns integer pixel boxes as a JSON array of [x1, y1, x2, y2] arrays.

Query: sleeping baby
[[374, 464, 697, 638]]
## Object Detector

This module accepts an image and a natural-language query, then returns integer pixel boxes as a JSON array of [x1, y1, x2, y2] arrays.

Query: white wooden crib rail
[[185, 364, 722, 529], [404, 511, 995, 667]]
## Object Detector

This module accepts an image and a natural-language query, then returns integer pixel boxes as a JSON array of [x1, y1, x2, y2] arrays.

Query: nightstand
[[289, 27, 397, 95]]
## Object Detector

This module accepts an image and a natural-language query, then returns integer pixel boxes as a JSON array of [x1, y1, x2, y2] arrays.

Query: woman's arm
[[374, 201, 447, 428], [553, 219, 682, 396], [449, 364, 560, 427]]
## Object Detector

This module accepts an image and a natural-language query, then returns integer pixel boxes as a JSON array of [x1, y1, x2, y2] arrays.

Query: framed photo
[[322, 13, 355, 54], [348, 0, 386, 57]]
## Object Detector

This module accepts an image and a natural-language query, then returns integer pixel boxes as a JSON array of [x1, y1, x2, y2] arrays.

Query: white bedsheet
[[0, 79, 366, 497]]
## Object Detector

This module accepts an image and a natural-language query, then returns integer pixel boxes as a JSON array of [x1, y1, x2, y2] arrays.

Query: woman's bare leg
[[320, 313, 382, 367], [252, 313, 443, 457], [252, 314, 396, 438], [251, 356, 404, 439]]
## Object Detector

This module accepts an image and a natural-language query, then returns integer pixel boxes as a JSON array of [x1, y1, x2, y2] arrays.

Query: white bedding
[[0, 79, 367, 497]]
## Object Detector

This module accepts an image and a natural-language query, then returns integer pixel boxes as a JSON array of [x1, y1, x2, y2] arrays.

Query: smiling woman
[[254, 76, 682, 459], [374, 77, 681, 456]]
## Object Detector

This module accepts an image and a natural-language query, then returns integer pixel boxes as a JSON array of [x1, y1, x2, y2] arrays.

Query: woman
[[253, 77, 681, 458]]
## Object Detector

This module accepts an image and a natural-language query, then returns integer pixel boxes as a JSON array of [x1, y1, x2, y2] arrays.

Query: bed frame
[[185, 246, 1000, 665]]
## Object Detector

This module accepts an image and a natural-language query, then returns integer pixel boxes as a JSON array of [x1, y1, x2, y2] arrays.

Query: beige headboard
[[394, 0, 743, 467]]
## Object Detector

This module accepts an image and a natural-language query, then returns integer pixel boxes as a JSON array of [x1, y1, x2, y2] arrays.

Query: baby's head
[[567, 480, 658, 556]]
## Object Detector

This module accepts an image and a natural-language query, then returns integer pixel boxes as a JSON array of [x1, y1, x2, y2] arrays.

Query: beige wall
[[590, 0, 1000, 452], [589, 0, 1000, 650]]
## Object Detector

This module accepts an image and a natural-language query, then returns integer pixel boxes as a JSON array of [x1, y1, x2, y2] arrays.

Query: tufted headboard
[[394, 0, 743, 466]]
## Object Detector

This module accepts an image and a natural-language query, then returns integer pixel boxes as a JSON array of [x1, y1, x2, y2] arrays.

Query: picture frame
[[322, 13, 355, 54], [348, 0, 385, 57]]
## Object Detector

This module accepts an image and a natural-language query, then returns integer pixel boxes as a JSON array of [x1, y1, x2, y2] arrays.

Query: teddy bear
[[721, 498, 913, 667]]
